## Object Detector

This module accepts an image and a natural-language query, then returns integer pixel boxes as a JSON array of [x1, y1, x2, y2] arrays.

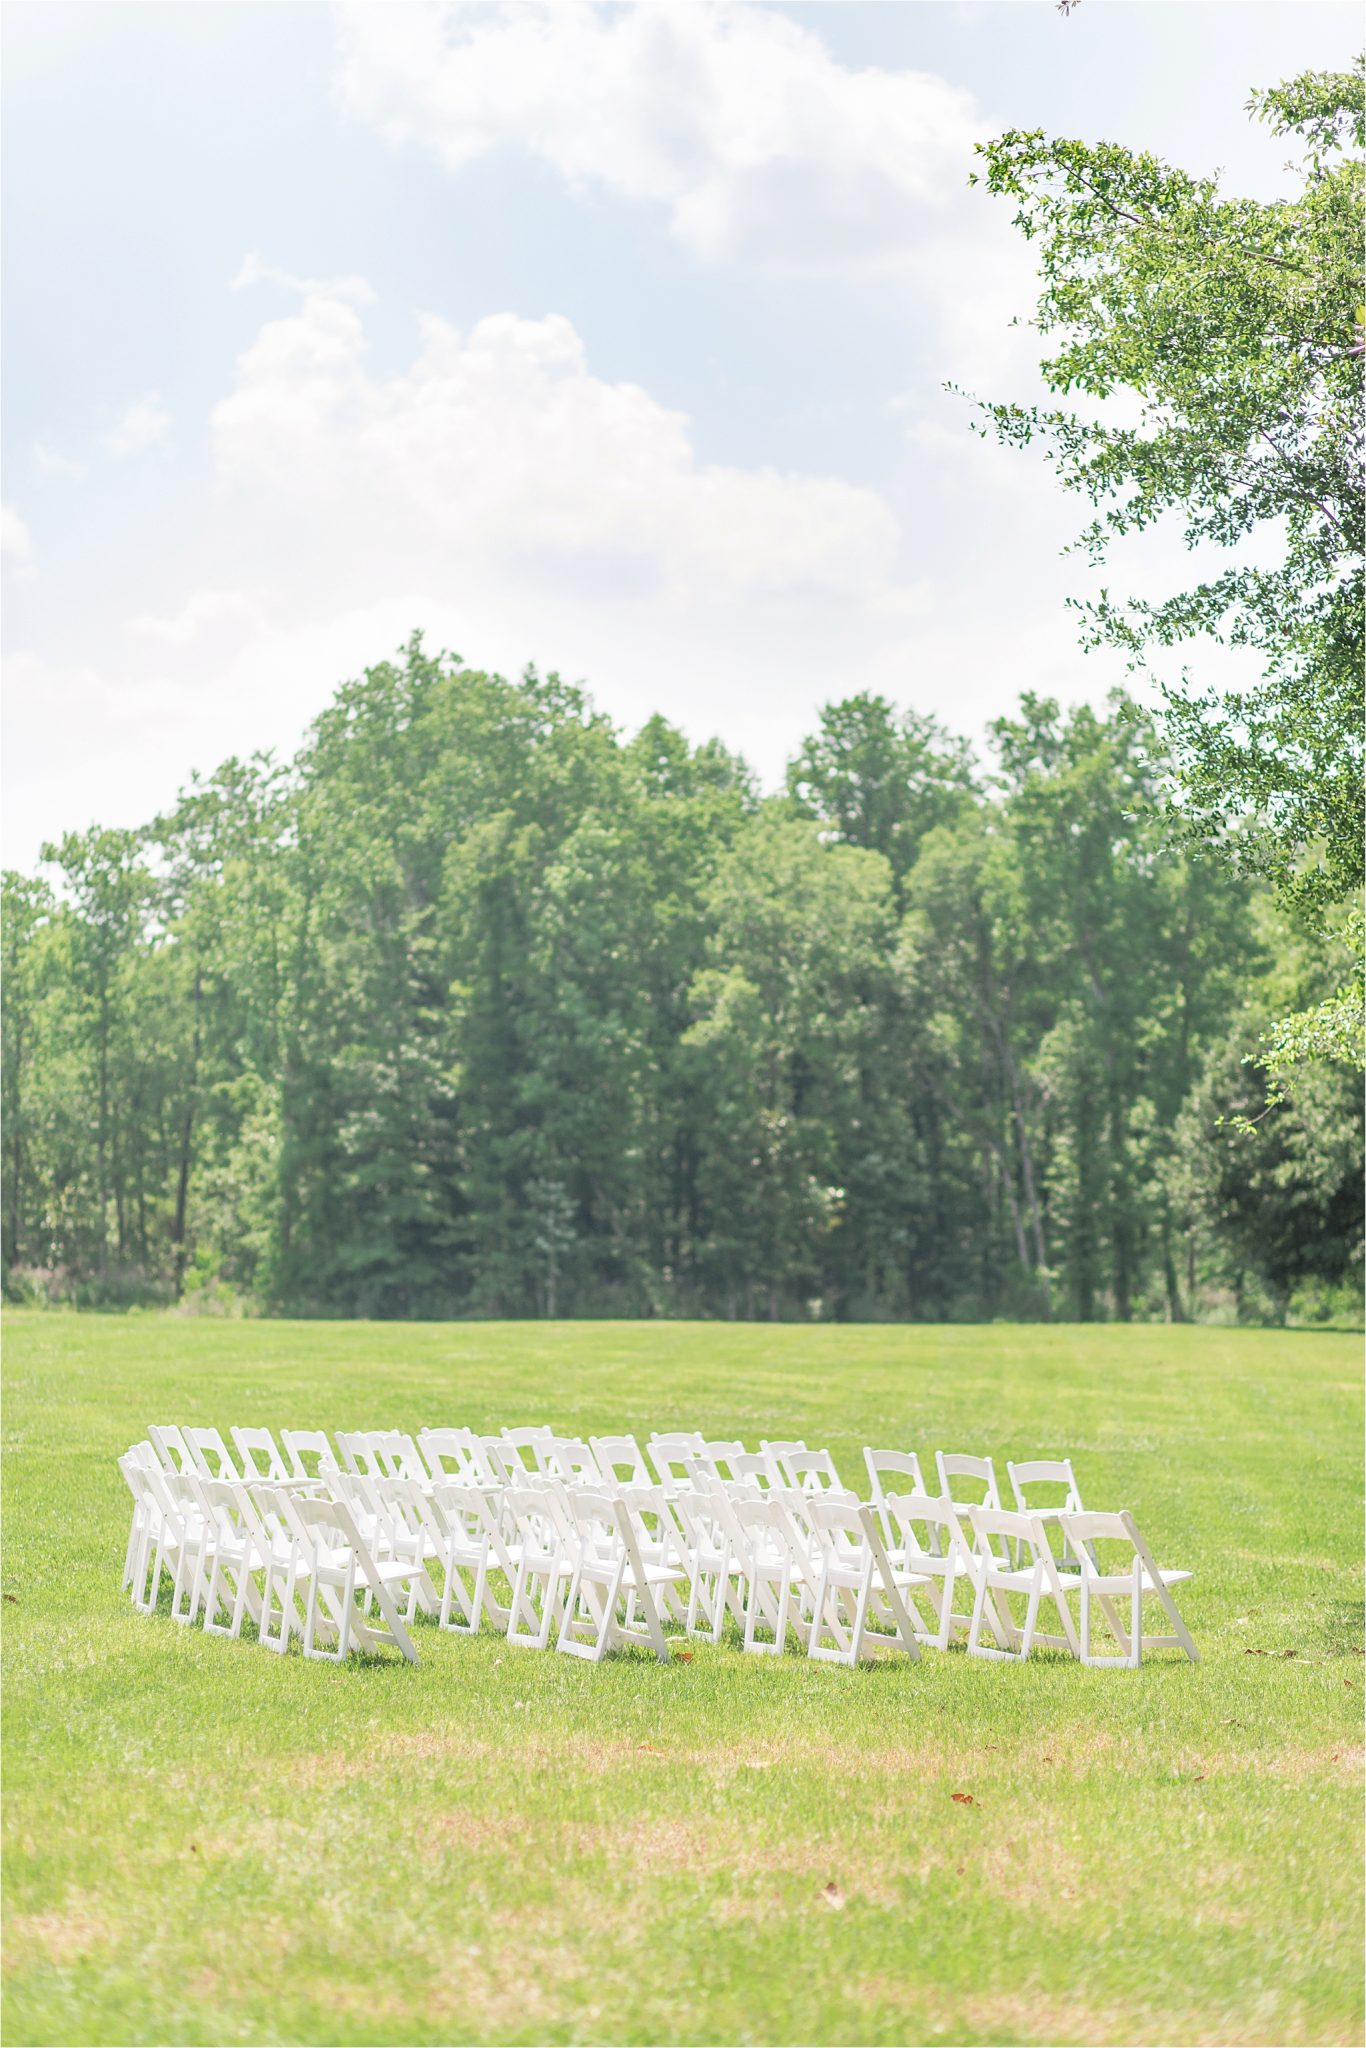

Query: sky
[[2, 0, 1358, 868]]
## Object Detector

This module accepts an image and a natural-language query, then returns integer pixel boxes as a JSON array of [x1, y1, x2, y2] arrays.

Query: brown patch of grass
[[4, 1892, 115, 1966], [860, 1980, 1352, 2046]]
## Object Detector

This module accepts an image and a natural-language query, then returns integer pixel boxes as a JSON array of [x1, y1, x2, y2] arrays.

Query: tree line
[[4, 638, 1359, 1323]]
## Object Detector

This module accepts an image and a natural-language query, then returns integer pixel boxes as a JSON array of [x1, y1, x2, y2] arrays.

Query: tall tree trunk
[[171, 965, 203, 1296], [96, 991, 110, 1278], [1161, 1199, 1187, 1322]]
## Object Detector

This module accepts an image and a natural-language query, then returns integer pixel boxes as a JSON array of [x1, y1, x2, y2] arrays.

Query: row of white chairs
[[118, 1424, 1198, 1670], [134, 1420, 1088, 1519]]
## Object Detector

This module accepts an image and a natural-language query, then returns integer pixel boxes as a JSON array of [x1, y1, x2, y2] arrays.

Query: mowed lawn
[[1, 1314, 1362, 2048]]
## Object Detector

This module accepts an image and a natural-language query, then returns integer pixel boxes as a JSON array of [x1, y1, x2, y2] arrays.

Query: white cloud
[[333, 0, 983, 273], [127, 587, 267, 647], [232, 250, 375, 306], [209, 291, 904, 603], [102, 393, 171, 458], [1, 504, 36, 580], [34, 443, 87, 480]]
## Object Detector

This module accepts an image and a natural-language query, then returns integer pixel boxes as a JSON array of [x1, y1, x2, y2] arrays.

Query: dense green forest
[[3, 639, 1360, 1323]]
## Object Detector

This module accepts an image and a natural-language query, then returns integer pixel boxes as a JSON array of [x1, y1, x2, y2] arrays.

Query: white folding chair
[[729, 1450, 778, 1491], [245, 1482, 312, 1653], [864, 1449, 929, 1518], [758, 1439, 807, 1485], [472, 1435, 519, 1486], [729, 1494, 813, 1656], [670, 1481, 744, 1641], [544, 1436, 603, 1484], [936, 1452, 1009, 1561], [426, 1482, 505, 1634], [147, 1425, 195, 1475], [776, 1448, 844, 1494], [337, 1429, 424, 1482], [183, 1427, 239, 1481], [287, 1495, 420, 1664], [1008, 1458, 1086, 1567], [502, 1426, 555, 1476], [132, 1463, 206, 1621], [118, 1450, 159, 1602], [556, 1490, 684, 1663], [804, 1496, 923, 1665], [692, 1439, 748, 1484], [589, 1434, 652, 1489], [647, 1432, 704, 1487], [965, 1506, 1078, 1662], [882, 1491, 984, 1650], [280, 1429, 337, 1482], [193, 1479, 268, 1639], [504, 1484, 577, 1650], [230, 1427, 289, 1483], [935, 1451, 1001, 1512], [367, 1476, 442, 1618], [418, 1427, 481, 1483], [1057, 1511, 1199, 1667]]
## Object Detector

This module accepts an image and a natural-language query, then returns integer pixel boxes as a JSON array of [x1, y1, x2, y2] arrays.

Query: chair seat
[[826, 1563, 932, 1592], [1086, 1567, 1193, 1592]]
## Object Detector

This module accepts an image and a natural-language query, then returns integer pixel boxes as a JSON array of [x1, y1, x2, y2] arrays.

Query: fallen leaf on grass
[[2, 1594, 17, 1604], [673, 1650, 693, 1663], [819, 1882, 845, 1910], [951, 1792, 976, 1806], [1192, 1775, 1207, 1783]]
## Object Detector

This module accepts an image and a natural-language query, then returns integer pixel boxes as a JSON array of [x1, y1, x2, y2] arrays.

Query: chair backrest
[[141, 1460, 193, 1539], [544, 1436, 602, 1484], [148, 1425, 195, 1474], [730, 1493, 806, 1567], [589, 1434, 652, 1488], [503, 1482, 567, 1557], [473, 1435, 518, 1486], [418, 1427, 479, 1482], [1007, 1458, 1083, 1516], [249, 1481, 307, 1554], [562, 1487, 621, 1552], [118, 1452, 156, 1513], [290, 1491, 368, 1562], [195, 1476, 257, 1549], [690, 1468, 751, 1553], [935, 1452, 1001, 1511], [369, 1474, 432, 1547], [434, 1479, 518, 1575], [647, 1433, 704, 1486], [230, 1427, 288, 1482], [184, 1427, 239, 1481], [864, 1449, 927, 1503], [336, 1430, 408, 1479], [881, 1488, 964, 1560], [280, 1429, 336, 1481], [966, 1503, 1049, 1567], [729, 1450, 776, 1490], [803, 1491, 868, 1560], [1056, 1508, 1153, 1579], [759, 1440, 807, 1485], [501, 1427, 554, 1475], [694, 1439, 748, 1483], [782, 1449, 844, 1494]]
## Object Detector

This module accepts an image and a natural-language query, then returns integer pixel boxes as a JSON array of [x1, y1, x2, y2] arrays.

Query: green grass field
[[2, 1313, 1362, 2048]]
